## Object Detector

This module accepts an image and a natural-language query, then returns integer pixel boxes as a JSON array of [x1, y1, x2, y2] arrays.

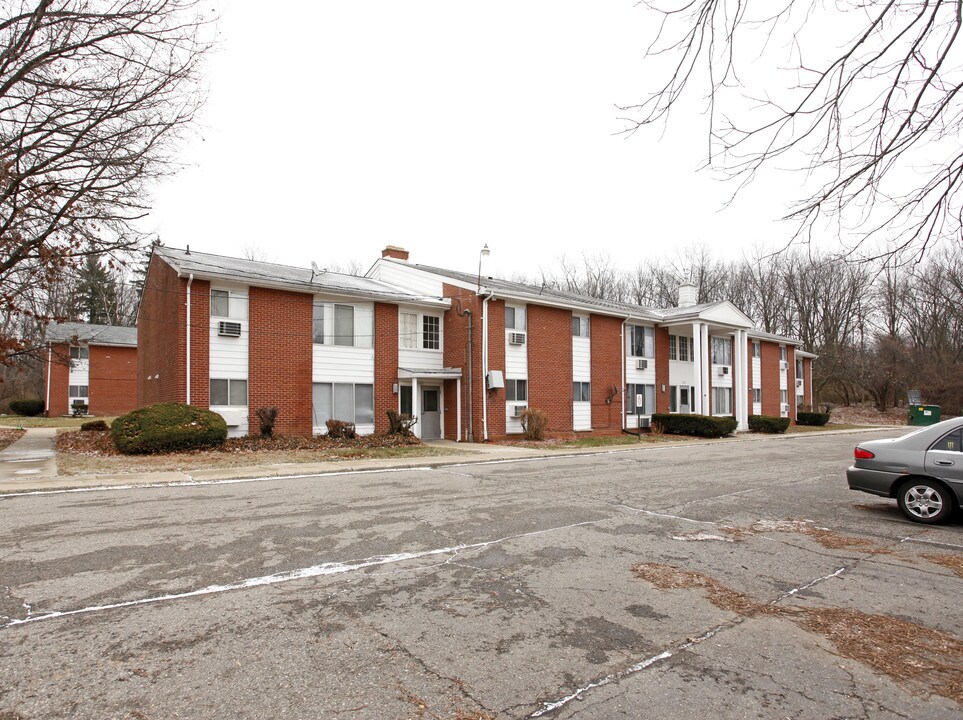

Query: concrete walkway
[[0, 425, 903, 495], [0, 428, 57, 485]]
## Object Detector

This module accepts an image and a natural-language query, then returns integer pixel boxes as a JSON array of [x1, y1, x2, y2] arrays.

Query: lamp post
[[477, 243, 490, 293]]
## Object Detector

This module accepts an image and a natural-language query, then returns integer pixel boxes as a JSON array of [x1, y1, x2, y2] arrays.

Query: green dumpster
[[908, 405, 941, 426]]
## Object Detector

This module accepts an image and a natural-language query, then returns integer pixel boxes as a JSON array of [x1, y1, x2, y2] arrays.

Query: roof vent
[[382, 246, 409, 261]]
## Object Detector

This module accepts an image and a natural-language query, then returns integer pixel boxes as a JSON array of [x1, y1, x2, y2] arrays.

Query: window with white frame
[[712, 387, 732, 415], [780, 345, 787, 361], [69, 346, 89, 361], [506, 305, 526, 330], [669, 335, 691, 362], [210, 378, 247, 406], [573, 381, 591, 402], [312, 382, 374, 427], [211, 289, 246, 319], [572, 315, 590, 337], [780, 389, 789, 404], [399, 312, 417, 349], [422, 315, 440, 350], [628, 325, 654, 357], [753, 388, 762, 403], [506, 379, 527, 402], [626, 383, 655, 414], [311, 303, 373, 348], [68, 385, 89, 399], [711, 336, 732, 365], [668, 335, 677, 360], [796, 358, 803, 377], [752, 341, 761, 358]]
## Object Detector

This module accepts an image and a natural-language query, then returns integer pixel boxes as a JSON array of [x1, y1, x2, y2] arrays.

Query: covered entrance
[[398, 367, 463, 441]]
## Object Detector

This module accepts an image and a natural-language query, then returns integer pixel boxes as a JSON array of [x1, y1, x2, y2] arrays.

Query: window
[[668, 335, 691, 362], [312, 382, 374, 427], [506, 379, 527, 402], [668, 335, 677, 360], [669, 385, 677, 412], [753, 388, 762, 403], [210, 378, 247, 406], [796, 359, 803, 377], [932, 430, 963, 452], [712, 387, 732, 415], [69, 346, 89, 360], [572, 315, 590, 337], [506, 305, 526, 330], [68, 385, 88, 398], [211, 289, 247, 319], [400, 386, 412, 416], [423, 315, 440, 350], [780, 345, 787, 361], [752, 341, 761, 358], [573, 381, 591, 402], [312, 303, 373, 347], [334, 304, 354, 346], [628, 326, 654, 357], [312, 302, 325, 344], [626, 383, 655, 414], [780, 390, 789, 404], [399, 312, 417, 349], [711, 336, 732, 365]]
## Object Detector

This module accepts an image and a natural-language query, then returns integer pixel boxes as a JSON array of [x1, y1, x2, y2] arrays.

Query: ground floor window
[[210, 379, 247, 406], [506, 379, 527, 402], [712, 387, 732, 415], [753, 388, 762, 403], [626, 383, 655, 414], [68, 385, 89, 399], [400, 385, 412, 416], [573, 381, 590, 402], [313, 382, 374, 427]]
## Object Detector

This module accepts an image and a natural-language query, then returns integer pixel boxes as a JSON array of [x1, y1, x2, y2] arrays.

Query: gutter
[[186, 274, 193, 405], [481, 291, 494, 441], [620, 319, 627, 430]]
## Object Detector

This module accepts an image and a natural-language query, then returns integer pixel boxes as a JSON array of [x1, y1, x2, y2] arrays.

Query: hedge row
[[797, 412, 831, 426], [748, 415, 791, 433], [9, 399, 44, 416], [111, 403, 227, 454], [651, 413, 738, 438]]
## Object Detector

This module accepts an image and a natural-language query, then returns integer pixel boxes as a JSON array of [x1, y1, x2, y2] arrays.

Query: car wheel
[[896, 479, 954, 524]]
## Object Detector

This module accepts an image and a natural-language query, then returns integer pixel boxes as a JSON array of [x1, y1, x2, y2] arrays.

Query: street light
[[477, 243, 490, 293]]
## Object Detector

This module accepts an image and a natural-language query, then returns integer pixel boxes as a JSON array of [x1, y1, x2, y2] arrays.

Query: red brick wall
[[138, 255, 186, 406], [248, 286, 312, 436], [590, 314, 623, 432], [803, 357, 813, 406], [760, 341, 781, 417], [443, 284, 484, 441], [787, 346, 797, 423], [44, 343, 70, 416], [487, 298, 507, 440], [527, 304, 573, 435], [188, 279, 211, 408], [88, 346, 137, 416], [655, 325, 670, 414], [374, 303, 399, 434]]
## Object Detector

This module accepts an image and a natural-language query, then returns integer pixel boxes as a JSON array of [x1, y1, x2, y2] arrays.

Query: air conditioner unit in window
[[511, 404, 527, 418], [780, 360, 788, 370], [639, 417, 651, 429], [635, 358, 648, 370], [795, 378, 804, 388], [717, 366, 729, 376], [218, 321, 242, 338], [509, 331, 526, 345], [780, 403, 790, 413]]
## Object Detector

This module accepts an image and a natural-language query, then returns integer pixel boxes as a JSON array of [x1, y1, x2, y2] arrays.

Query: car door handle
[[935, 460, 955, 466]]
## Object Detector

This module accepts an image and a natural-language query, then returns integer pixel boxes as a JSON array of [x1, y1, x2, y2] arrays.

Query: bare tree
[[0, 0, 213, 362], [624, 1, 963, 259]]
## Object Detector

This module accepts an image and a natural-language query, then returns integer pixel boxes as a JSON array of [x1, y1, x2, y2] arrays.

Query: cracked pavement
[[0, 429, 961, 719]]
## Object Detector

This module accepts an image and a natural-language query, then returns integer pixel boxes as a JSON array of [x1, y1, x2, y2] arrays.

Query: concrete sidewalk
[[0, 426, 901, 495]]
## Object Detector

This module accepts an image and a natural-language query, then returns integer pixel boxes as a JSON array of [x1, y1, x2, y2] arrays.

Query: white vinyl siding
[[398, 305, 444, 371], [209, 283, 249, 436], [505, 304, 528, 418], [505, 378, 528, 435], [68, 345, 90, 409], [573, 315, 591, 431]]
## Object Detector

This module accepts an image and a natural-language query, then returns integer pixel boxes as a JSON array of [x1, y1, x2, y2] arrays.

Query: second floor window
[[752, 341, 761, 358], [711, 336, 732, 365], [628, 326, 654, 357], [506, 305, 526, 331], [400, 312, 417, 349], [669, 335, 691, 362], [211, 289, 247, 319], [312, 302, 372, 348], [572, 316, 590, 337], [69, 346, 89, 361], [423, 315, 440, 349]]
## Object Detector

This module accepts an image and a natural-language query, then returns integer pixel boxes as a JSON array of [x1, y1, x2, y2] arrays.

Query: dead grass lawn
[[0, 428, 24, 452]]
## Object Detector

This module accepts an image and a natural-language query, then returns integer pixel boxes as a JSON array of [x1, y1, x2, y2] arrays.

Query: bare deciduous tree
[[0, 0, 213, 362], [624, 1, 963, 259]]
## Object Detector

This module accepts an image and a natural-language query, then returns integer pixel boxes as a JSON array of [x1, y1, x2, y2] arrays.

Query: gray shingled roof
[[403, 261, 662, 320], [157, 247, 449, 306], [47, 322, 137, 346]]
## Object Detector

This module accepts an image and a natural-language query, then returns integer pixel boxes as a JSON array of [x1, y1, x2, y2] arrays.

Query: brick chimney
[[382, 245, 409, 261]]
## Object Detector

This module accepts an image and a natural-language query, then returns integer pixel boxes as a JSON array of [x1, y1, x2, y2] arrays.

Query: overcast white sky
[[146, 1, 814, 280]]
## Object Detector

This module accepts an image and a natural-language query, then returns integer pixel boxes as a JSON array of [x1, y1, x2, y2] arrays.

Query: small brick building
[[44, 323, 138, 417]]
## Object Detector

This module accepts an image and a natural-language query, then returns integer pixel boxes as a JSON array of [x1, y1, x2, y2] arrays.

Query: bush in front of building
[[520, 408, 549, 441], [748, 415, 791, 433], [386, 410, 417, 437], [325, 419, 357, 439], [651, 413, 738, 438], [111, 403, 227, 454], [255, 406, 278, 437], [9, 399, 45, 416], [796, 411, 831, 426], [80, 419, 111, 432]]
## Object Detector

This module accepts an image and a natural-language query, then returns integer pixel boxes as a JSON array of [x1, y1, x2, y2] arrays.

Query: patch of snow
[[671, 533, 733, 542]]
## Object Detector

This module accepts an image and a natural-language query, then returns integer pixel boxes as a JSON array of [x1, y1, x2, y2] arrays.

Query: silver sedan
[[847, 417, 963, 524]]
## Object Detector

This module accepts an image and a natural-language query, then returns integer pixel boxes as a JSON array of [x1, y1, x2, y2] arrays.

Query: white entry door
[[421, 387, 441, 439]]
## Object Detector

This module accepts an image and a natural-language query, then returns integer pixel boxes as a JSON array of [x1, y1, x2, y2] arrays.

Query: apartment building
[[119, 245, 815, 439], [44, 323, 138, 416]]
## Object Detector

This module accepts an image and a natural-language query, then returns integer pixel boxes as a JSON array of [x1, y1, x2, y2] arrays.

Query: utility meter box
[[487, 370, 504, 390]]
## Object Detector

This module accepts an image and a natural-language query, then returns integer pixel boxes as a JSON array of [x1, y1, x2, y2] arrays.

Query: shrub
[[9, 399, 44, 416], [386, 409, 417, 436], [111, 403, 227, 454], [255, 406, 278, 437], [326, 419, 357, 439], [520, 407, 549, 441], [748, 415, 791, 433], [650, 413, 738, 438], [71, 403, 89, 417], [797, 411, 831, 426], [80, 419, 110, 432]]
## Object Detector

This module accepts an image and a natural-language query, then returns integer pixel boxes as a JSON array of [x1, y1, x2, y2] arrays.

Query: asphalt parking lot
[[1, 429, 960, 719]]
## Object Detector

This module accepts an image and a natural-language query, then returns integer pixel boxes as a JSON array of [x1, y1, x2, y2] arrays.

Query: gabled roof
[[657, 300, 754, 328], [47, 322, 137, 347], [380, 259, 662, 321], [155, 247, 449, 307]]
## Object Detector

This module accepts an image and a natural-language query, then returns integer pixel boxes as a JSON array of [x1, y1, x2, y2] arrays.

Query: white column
[[734, 329, 748, 430], [700, 323, 711, 415], [691, 322, 703, 414], [412, 378, 421, 440]]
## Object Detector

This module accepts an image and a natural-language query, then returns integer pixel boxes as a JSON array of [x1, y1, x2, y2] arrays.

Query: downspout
[[454, 303, 474, 442], [481, 292, 493, 441], [186, 274, 193, 405], [620, 318, 627, 430], [45, 343, 52, 416]]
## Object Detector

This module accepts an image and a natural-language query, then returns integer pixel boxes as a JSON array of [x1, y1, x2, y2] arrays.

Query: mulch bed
[[56, 430, 423, 457], [0, 428, 25, 452]]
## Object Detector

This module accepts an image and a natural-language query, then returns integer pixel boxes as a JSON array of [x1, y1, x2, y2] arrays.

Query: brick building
[[119, 245, 815, 439], [44, 323, 138, 417]]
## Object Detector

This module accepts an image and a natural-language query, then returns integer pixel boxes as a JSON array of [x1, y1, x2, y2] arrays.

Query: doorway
[[421, 387, 441, 439]]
